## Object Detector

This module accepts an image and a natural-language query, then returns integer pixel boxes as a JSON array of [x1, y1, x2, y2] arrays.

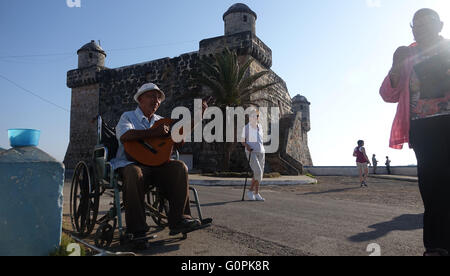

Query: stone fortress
[[64, 3, 313, 174]]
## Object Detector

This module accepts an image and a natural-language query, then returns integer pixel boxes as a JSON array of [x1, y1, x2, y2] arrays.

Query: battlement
[[199, 31, 272, 69], [67, 66, 104, 88]]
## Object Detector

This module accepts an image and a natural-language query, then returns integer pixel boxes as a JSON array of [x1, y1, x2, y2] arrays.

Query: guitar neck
[[171, 97, 214, 140]]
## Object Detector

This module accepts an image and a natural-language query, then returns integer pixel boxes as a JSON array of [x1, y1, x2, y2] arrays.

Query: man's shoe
[[127, 231, 152, 250], [169, 218, 201, 236]]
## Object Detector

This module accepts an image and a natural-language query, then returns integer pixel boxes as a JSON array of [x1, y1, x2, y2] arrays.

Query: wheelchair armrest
[[93, 144, 109, 161]]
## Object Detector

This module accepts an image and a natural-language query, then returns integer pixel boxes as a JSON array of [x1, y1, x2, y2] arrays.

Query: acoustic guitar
[[123, 97, 214, 167]]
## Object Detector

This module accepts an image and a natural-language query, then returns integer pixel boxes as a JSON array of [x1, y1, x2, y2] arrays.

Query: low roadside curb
[[189, 175, 318, 186]]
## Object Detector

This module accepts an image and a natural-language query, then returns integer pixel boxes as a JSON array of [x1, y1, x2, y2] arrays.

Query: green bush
[[305, 173, 316, 179], [264, 172, 281, 178]]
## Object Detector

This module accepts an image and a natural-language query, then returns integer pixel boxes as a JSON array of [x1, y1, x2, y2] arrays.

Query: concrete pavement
[[369, 174, 418, 183], [63, 175, 424, 256]]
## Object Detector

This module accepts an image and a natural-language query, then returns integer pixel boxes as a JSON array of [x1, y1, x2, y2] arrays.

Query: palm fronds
[[198, 48, 277, 107]]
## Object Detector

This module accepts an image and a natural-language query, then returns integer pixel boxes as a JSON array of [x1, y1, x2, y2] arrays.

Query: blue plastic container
[[8, 129, 41, 147]]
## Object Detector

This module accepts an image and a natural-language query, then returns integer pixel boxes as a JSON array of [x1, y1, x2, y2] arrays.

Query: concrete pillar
[[0, 147, 65, 256]]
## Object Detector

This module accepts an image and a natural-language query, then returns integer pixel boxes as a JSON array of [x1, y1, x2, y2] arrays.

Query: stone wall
[[265, 112, 313, 175], [224, 12, 256, 36], [304, 166, 418, 177], [97, 52, 201, 127], [285, 112, 313, 166], [248, 59, 292, 115], [64, 83, 99, 169], [199, 31, 272, 69]]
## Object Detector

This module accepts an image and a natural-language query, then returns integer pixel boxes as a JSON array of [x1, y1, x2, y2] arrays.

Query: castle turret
[[77, 40, 106, 69], [223, 3, 257, 36], [200, 3, 271, 68], [292, 95, 311, 132], [64, 41, 106, 169]]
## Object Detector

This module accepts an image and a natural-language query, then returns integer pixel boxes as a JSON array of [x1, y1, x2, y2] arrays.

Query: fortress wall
[[64, 84, 99, 168], [97, 52, 201, 127], [285, 112, 313, 166]]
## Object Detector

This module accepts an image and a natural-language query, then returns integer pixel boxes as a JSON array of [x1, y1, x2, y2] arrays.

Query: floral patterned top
[[410, 39, 450, 120]]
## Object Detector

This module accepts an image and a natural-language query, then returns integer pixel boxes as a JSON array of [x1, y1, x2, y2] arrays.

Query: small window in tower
[[300, 106, 304, 110], [89, 53, 93, 59], [243, 15, 248, 22]]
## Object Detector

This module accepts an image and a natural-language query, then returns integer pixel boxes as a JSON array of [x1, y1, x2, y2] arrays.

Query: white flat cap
[[134, 83, 165, 103]]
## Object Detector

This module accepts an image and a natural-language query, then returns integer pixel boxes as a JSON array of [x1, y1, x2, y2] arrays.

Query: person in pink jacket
[[380, 9, 450, 256]]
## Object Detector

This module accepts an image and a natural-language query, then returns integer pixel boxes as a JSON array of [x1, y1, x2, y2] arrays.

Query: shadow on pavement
[[201, 200, 245, 207], [348, 213, 423, 243], [137, 240, 182, 255], [299, 187, 361, 196]]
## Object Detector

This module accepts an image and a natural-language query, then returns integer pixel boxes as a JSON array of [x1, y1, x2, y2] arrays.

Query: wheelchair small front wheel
[[94, 220, 116, 249], [146, 187, 169, 227]]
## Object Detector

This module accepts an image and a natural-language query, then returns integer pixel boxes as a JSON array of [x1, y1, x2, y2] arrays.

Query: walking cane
[[242, 150, 253, 201]]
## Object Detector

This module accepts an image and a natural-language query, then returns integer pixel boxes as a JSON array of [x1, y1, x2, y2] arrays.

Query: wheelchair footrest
[[169, 218, 212, 237], [121, 233, 158, 245], [201, 218, 213, 225], [182, 223, 211, 235], [182, 218, 213, 234]]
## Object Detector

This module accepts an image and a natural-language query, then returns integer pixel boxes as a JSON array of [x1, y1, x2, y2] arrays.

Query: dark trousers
[[119, 160, 192, 234], [410, 115, 450, 251]]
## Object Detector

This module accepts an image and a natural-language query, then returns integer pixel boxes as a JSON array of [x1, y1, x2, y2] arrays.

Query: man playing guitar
[[110, 83, 208, 248]]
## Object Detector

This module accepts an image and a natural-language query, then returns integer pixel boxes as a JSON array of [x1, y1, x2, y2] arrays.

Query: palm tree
[[198, 48, 276, 107], [197, 48, 277, 171]]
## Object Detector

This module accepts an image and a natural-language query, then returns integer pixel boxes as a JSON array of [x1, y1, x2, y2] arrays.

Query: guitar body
[[123, 118, 179, 167], [123, 96, 213, 167]]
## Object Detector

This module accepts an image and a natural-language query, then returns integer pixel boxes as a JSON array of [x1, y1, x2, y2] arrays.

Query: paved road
[[63, 176, 424, 256]]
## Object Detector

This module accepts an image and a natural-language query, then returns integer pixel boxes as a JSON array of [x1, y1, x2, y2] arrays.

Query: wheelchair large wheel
[[146, 188, 169, 227], [70, 161, 100, 237]]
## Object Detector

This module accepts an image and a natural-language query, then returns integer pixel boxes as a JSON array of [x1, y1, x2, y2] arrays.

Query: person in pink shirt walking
[[353, 140, 371, 187]]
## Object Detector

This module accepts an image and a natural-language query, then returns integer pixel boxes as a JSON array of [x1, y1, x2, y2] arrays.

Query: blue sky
[[1, 0, 449, 166]]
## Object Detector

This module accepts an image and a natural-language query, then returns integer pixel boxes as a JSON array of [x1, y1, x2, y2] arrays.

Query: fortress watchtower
[[65, 40, 107, 168], [223, 3, 257, 36], [77, 40, 106, 69], [292, 95, 311, 132]]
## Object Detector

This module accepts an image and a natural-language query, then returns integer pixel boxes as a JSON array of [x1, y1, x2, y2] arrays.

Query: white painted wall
[[304, 166, 417, 176]]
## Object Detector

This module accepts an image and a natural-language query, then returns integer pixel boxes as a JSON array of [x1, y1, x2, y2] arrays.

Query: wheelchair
[[69, 116, 212, 249]]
